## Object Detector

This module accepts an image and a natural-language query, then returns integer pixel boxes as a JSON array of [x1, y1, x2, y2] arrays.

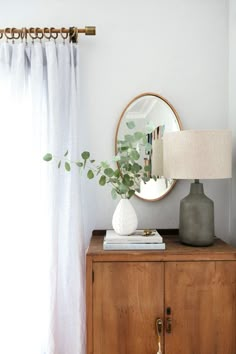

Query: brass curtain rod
[[0, 26, 96, 42]]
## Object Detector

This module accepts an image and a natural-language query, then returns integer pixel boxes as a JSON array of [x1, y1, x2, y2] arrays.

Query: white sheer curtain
[[0, 40, 86, 354]]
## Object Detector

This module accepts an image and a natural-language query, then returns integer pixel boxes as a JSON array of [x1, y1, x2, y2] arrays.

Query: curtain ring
[[4, 28, 14, 41], [21, 27, 27, 43], [28, 27, 38, 42], [10, 28, 15, 43], [11, 28, 20, 40], [60, 27, 68, 42], [43, 27, 51, 40], [69, 27, 78, 43], [50, 27, 58, 40], [35, 27, 43, 41], [34, 27, 43, 42], [75, 27, 79, 43]]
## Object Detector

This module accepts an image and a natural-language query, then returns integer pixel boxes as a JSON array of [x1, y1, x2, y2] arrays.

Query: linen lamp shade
[[163, 130, 232, 246], [163, 130, 232, 180]]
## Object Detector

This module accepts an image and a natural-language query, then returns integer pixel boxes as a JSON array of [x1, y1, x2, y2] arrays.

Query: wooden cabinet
[[86, 230, 236, 354], [92, 262, 164, 354], [165, 261, 236, 354]]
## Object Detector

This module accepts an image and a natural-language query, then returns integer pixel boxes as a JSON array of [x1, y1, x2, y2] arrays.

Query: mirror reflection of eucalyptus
[[115, 92, 182, 201]]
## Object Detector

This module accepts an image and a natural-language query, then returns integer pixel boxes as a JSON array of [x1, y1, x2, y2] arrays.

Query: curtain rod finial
[[85, 26, 96, 35]]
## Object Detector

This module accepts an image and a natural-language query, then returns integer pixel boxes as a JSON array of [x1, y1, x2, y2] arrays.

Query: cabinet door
[[93, 262, 164, 354], [165, 261, 236, 354]]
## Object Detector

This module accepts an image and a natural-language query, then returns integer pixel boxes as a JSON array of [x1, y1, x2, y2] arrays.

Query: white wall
[[229, 0, 236, 245], [0, 0, 231, 240]]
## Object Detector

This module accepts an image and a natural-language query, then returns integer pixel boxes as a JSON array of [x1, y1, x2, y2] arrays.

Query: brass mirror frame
[[115, 92, 183, 202]]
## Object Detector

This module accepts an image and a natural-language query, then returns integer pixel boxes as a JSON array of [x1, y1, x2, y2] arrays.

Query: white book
[[105, 229, 163, 244], [103, 241, 166, 250]]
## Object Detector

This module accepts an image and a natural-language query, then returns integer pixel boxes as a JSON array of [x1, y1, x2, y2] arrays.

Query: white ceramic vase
[[112, 198, 138, 235]]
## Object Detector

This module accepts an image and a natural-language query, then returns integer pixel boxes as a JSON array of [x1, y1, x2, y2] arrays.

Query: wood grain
[[87, 232, 236, 262], [86, 255, 93, 354], [93, 262, 164, 354], [214, 261, 236, 353], [165, 261, 236, 354]]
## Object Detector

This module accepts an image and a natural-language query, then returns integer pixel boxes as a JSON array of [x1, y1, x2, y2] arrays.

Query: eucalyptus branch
[[43, 120, 157, 200]]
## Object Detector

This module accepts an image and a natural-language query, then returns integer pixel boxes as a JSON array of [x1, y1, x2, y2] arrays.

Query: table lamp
[[163, 130, 232, 246]]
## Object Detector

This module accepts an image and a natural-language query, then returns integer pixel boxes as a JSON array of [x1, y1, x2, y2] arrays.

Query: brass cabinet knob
[[156, 318, 163, 336]]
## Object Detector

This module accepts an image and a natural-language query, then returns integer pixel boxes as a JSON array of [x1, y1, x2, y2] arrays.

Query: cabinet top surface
[[86, 230, 236, 261]]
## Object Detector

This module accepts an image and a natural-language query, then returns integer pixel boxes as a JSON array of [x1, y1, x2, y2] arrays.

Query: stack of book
[[103, 229, 166, 250]]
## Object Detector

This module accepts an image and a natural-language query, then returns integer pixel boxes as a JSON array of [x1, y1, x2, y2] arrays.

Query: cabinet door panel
[[93, 262, 164, 354], [165, 261, 236, 354]]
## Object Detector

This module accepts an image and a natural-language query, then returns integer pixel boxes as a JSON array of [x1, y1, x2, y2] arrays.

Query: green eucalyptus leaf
[[134, 132, 144, 141], [87, 170, 94, 179], [130, 150, 140, 161], [76, 162, 83, 167], [43, 153, 53, 161], [114, 169, 120, 178], [119, 156, 129, 164], [124, 134, 134, 143], [145, 121, 156, 134], [120, 146, 129, 151], [145, 142, 153, 153], [100, 161, 109, 169], [127, 163, 132, 171], [65, 162, 71, 171], [152, 175, 157, 181], [122, 174, 134, 187], [113, 155, 121, 162], [132, 163, 142, 173], [90, 159, 95, 163], [142, 135, 148, 145], [128, 189, 135, 199], [126, 121, 135, 129], [104, 168, 114, 177], [118, 183, 129, 194], [99, 175, 106, 186], [144, 165, 151, 172], [111, 188, 117, 200], [120, 141, 130, 147], [81, 151, 90, 160], [142, 175, 150, 183], [123, 174, 130, 185], [58, 161, 61, 168], [64, 150, 69, 157]]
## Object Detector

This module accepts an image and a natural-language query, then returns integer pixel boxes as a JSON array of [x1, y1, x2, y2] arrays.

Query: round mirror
[[115, 92, 182, 201]]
